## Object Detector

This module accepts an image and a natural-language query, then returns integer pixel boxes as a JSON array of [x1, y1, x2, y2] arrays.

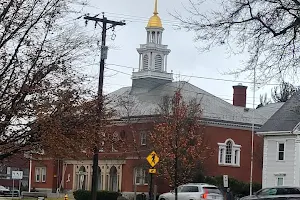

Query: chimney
[[232, 83, 247, 107]]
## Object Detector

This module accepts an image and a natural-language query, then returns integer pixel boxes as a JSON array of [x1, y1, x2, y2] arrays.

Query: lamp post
[[249, 66, 256, 195]]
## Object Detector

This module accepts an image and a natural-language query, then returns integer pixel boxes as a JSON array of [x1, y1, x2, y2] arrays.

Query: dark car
[[241, 186, 300, 200]]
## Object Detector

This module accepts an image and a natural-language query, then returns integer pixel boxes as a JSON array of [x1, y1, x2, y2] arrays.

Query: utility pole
[[84, 14, 125, 200]]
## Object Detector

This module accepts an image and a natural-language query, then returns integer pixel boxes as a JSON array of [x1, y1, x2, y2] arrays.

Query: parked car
[[159, 183, 223, 200], [0, 185, 9, 196], [240, 186, 300, 200]]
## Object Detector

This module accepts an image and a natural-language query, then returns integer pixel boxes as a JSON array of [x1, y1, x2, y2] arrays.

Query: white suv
[[158, 183, 224, 200]]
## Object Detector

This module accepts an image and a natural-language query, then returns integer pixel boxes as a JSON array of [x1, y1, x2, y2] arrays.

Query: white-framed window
[[277, 142, 285, 161], [218, 139, 241, 166], [277, 177, 284, 186], [134, 168, 148, 185], [141, 132, 147, 146], [35, 167, 46, 182]]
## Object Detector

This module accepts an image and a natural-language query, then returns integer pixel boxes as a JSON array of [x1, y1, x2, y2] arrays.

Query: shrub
[[193, 175, 262, 198], [73, 190, 91, 200], [73, 190, 121, 200]]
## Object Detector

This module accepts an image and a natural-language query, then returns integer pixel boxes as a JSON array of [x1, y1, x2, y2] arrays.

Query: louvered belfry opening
[[154, 54, 162, 71]]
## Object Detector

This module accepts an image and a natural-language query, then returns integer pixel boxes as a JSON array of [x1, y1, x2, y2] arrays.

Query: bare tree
[[256, 93, 271, 108], [0, 0, 98, 160], [174, 0, 300, 82], [271, 81, 298, 102]]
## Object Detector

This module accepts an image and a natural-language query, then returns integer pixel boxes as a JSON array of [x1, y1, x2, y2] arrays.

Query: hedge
[[73, 190, 121, 200], [193, 175, 262, 198]]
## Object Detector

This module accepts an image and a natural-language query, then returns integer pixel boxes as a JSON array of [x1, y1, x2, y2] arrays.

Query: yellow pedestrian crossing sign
[[147, 151, 159, 167]]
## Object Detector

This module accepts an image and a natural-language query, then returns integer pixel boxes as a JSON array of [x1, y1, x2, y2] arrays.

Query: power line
[[104, 63, 281, 86]]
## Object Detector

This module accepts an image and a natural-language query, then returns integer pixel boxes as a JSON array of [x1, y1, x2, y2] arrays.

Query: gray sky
[[74, 0, 281, 107]]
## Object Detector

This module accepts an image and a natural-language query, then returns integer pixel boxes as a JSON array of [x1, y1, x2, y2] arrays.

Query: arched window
[[97, 166, 102, 190], [143, 55, 149, 70], [154, 55, 162, 71], [218, 139, 241, 166], [109, 166, 118, 192], [225, 141, 232, 164], [151, 31, 155, 43]]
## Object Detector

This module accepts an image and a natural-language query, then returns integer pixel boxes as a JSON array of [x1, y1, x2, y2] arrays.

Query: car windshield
[[257, 187, 300, 196], [203, 187, 222, 194], [180, 186, 199, 192]]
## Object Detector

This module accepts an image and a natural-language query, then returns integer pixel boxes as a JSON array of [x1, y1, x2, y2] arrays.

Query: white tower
[[131, 0, 173, 93]]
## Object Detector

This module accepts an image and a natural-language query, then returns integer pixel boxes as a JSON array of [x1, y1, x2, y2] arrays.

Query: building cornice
[[110, 115, 262, 131]]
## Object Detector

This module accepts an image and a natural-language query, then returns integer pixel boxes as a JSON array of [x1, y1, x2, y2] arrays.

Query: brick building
[[28, 0, 283, 196], [0, 153, 29, 191]]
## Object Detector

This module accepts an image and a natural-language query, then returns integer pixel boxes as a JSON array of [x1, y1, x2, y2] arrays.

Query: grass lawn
[[23, 198, 65, 200]]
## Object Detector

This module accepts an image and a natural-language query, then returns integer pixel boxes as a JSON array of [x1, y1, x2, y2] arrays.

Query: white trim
[[262, 138, 268, 188], [276, 141, 285, 162], [293, 122, 300, 133], [257, 131, 292, 136], [35, 167, 46, 183], [133, 167, 148, 185], [218, 138, 241, 167]]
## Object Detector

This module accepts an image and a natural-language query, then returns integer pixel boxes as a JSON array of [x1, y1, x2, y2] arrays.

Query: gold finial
[[147, 0, 162, 28], [154, 0, 158, 15]]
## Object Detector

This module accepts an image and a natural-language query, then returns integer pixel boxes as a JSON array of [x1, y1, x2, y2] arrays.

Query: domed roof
[[147, 15, 162, 28], [147, 0, 163, 28]]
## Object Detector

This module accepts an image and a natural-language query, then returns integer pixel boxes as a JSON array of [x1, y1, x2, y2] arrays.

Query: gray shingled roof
[[107, 81, 283, 126], [258, 91, 300, 133]]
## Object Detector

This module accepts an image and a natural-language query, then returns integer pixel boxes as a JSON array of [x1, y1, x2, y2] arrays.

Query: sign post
[[12, 171, 23, 198], [223, 175, 228, 188], [146, 151, 160, 200]]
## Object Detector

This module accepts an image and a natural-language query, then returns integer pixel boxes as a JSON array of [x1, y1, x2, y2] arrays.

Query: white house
[[258, 91, 300, 188]]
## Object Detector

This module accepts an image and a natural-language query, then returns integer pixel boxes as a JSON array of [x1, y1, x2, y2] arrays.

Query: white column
[[72, 166, 77, 190], [165, 55, 168, 72], [139, 54, 142, 71], [118, 165, 122, 191], [28, 155, 32, 192]]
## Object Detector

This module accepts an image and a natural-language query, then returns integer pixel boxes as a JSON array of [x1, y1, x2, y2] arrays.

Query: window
[[234, 150, 239, 165], [180, 186, 199, 192], [134, 168, 148, 185], [277, 177, 284, 186], [203, 187, 222, 194], [278, 142, 285, 161], [219, 149, 224, 163], [218, 139, 241, 166], [225, 141, 232, 164], [141, 132, 147, 145], [35, 167, 46, 183]]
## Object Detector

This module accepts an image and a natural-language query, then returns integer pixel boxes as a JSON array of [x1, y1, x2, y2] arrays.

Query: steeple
[[131, 0, 173, 94]]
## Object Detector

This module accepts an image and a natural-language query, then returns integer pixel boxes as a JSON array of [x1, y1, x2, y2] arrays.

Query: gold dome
[[147, 15, 162, 28], [147, 0, 163, 28]]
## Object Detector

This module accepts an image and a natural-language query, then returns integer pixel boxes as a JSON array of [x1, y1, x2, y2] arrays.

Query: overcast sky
[[71, 0, 283, 107]]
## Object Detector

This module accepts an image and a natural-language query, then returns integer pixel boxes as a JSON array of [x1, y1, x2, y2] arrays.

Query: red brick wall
[[63, 164, 74, 190], [30, 122, 263, 193], [31, 159, 56, 191], [203, 126, 263, 183]]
